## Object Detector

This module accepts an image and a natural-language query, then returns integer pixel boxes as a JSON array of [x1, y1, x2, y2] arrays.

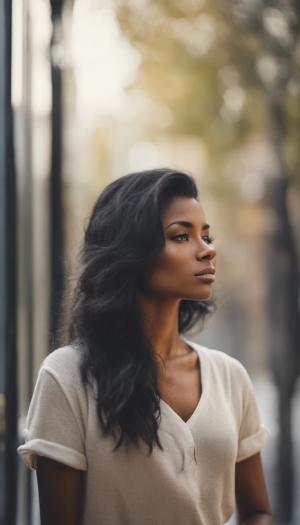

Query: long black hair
[[69, 168, 215, 453]]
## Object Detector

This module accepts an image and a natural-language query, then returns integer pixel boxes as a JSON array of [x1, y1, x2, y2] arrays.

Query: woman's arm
[[37, 456, 85, 525], [235, 452, 273, 524]]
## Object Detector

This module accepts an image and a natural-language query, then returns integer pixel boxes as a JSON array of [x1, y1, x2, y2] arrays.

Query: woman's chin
[[185, 290, 213, 301]]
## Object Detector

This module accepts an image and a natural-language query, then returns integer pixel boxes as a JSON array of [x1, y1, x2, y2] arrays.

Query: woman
[[18, 168, 272, 524]]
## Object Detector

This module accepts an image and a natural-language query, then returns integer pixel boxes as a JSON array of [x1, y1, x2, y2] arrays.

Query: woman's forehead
[[162, 196, 205, 223]]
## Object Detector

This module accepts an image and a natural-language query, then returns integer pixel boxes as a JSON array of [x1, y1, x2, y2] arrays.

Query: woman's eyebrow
[[165, 220, 210, 230]]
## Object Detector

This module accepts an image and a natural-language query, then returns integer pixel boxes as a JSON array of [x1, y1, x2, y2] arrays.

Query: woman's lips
[[194, 274, 215, 283]]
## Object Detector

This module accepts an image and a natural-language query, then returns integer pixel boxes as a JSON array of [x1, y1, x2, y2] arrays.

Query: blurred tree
[[116, 0, 300, 520], [229, 1, 300, 520]]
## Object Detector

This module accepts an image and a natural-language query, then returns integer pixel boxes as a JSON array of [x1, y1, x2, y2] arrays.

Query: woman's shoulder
[[41, 344, 80, 368], [37, 344, 84, 391], [32, 344, 92, 420], [186, 340, 257, 415], [186, 339, 251, 382]]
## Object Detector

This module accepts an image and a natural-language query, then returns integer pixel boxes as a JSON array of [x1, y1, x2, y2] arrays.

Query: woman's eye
[[171, 233, 215, 244], [172, 233, 189, 242], [203, 235, 215, 244]]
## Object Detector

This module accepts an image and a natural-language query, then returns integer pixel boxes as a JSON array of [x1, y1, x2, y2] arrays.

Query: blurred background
[[0, 0, 300, 523]]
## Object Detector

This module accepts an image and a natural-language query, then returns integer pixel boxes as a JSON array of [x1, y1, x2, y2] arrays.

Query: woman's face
[[143, 196, 216, 301]]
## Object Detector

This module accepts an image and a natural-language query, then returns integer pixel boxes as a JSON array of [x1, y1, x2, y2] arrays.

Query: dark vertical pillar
[[266, 100, 300, 522], [49, 0, 64, 349], [0, 1, 18, 524], [21, 5, 33, 524]]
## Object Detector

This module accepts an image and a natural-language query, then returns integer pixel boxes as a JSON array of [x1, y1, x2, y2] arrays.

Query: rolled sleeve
[[234, 361, 271, 463], [236, 425, 270, 462], [18, 368, 87, 471]]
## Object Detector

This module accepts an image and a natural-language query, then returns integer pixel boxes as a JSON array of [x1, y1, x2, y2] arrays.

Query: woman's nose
[[196, 242, 216, 261]]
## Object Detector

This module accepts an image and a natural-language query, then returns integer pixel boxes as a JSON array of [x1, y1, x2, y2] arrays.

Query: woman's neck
[[136, 293, 188, 360]]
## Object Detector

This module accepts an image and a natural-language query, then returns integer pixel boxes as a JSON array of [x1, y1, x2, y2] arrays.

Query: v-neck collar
[[159, 340, 207, 428]]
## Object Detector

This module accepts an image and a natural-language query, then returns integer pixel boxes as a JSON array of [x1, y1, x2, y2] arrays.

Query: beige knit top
[[18, 340, 270, 525]]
